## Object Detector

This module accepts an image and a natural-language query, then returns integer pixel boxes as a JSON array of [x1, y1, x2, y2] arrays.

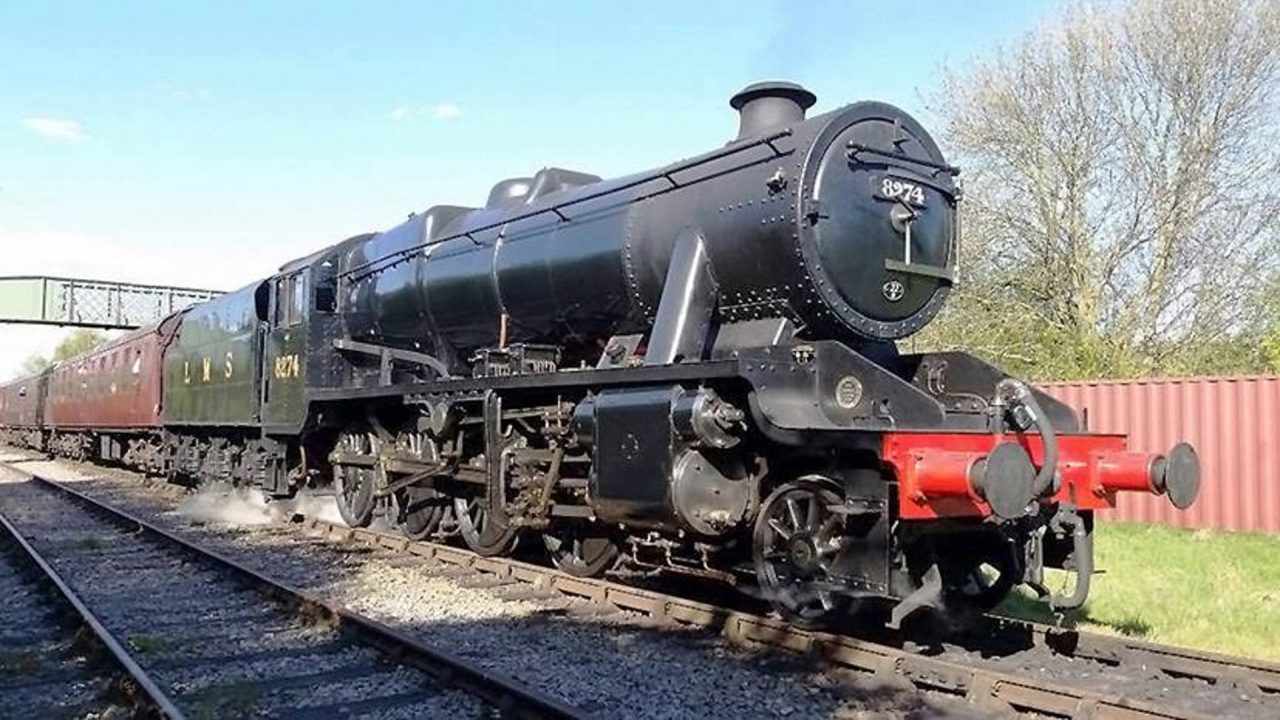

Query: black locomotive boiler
[[4, 82, 1200, 626]]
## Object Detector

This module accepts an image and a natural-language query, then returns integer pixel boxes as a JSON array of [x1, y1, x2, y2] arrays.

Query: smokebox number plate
[[873, 174, 927, 207]]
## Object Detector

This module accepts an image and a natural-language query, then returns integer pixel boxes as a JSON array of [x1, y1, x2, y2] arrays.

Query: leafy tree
[[19, 354, 51, 376], [18, 329, 108, 375], [1258, 271, 1280, 373], [919, 0, 1280, 380]]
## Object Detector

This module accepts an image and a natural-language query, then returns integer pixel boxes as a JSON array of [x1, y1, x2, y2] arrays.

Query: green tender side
[[162, 282, 265, 426]]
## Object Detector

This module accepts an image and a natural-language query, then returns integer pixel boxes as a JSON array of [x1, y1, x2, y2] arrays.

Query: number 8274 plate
[[872, 174, 927, 207]]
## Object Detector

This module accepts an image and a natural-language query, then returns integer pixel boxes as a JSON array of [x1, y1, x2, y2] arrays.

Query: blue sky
[[0, 0, 1052, 377]]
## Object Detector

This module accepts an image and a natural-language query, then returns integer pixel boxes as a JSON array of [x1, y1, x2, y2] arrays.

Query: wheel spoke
[[755, 481, 854, 625], [806, 494, 820, 529], [767, 517, 793, 540], [768, 557, 795, 582], [816, 537, 841, 557], [786, 498, 804, 531]]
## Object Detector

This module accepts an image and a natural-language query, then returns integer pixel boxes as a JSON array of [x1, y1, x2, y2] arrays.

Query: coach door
[[262, 269, 308, 430]]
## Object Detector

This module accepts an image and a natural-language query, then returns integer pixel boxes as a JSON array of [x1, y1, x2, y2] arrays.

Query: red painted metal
[[1041, 376, 1280, 534], [882, 431, 1178, 520], [44, 322, 170, 430], [1093, 451, 1159, 495]]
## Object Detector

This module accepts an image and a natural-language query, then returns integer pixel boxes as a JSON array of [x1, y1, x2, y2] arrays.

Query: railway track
[[0, 467, 587, 720], [960, 615, 1279, 701], [5, 453, 1277, 720], [290, 517, 1276, 720], [0, 504, 177, 718]]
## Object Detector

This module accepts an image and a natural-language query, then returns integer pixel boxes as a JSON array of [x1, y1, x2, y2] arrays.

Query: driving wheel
[[396, 484, 449, 540], [753, 478, 851, 625], [333, 431, 376, 527], [543, 526, 620, 577], [454, 494, 520, 556], [940, 537, 1018, 613]]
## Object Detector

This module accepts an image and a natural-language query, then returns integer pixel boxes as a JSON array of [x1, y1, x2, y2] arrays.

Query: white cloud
[[391, 103, 464, 123], [430, 102, 463, 120], [23, 117, 86, 143]]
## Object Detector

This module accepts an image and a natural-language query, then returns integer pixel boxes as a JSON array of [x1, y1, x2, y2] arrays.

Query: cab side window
[[274, 277, 290, 326], [274, 273, 305, 327], [292, 273, 306, 322], [314, 277, 336, 313]]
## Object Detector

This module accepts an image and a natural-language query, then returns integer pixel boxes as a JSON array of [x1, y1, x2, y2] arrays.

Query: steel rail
[[13, 469, 590, 720], [299, 517, 1210, 720], [0, 505, 186, 719], [12, 455, 1275, 717], [283, 509, 1279, 707], [316, 514, 1280, 704], [983, 616, 1280, 699]]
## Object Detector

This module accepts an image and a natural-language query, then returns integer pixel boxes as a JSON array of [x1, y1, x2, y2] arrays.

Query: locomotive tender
[[0, 82, 1200, 626]]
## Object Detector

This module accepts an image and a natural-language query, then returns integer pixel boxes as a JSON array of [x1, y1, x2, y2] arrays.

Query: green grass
[[0, 649, 42, 676], [996, 521, 1280, 660], [189, 683, 261, 720], [127, 633, 182, 655]]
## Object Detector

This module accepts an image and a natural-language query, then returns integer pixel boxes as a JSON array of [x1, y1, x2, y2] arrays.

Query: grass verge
[[996, 521, 1280, 661]]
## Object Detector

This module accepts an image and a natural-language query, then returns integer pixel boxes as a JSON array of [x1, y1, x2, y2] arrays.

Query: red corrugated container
[[1041, 376, 1280, 534]]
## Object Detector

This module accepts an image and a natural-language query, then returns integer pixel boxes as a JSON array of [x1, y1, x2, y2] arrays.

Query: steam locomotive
[[0, 82, 1200, 626]]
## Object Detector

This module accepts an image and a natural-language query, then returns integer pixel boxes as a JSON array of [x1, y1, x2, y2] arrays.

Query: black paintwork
[[334, 99, 957, 379]]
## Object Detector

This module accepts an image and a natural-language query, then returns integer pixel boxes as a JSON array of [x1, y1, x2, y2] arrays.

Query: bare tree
[[921, 0, 1280, 379]]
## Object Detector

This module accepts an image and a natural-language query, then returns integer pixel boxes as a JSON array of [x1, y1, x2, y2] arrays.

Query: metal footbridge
[[0, 276, 221, 330]]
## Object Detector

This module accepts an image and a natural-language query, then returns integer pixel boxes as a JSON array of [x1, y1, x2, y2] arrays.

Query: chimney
[[729, 81, 817, 140]]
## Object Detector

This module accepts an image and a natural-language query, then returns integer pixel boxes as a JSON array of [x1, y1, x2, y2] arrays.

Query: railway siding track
[[271, 501, 1279, 718], [978, 616, 1279, 699], [6, 454, 1275, 720], [0, 469, 588, 720], [300, 517, 1243, 720], [0, 507, 177, 719]]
